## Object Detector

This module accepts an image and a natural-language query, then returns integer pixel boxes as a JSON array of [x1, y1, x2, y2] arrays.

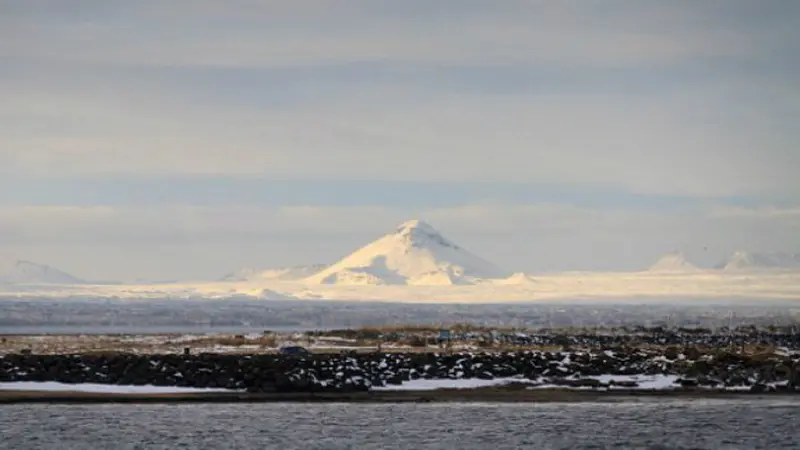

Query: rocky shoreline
[[2, 347, 799, 395]]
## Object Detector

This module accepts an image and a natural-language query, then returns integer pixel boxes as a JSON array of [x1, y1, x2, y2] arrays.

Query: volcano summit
[[305, 220, 509, 285]]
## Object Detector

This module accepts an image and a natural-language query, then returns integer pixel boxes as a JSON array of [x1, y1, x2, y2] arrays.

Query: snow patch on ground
[[372, 374, 757, 392], [372, 377, 524, 391], [527, 374, 681, 390], [595, 374, 681, 389]]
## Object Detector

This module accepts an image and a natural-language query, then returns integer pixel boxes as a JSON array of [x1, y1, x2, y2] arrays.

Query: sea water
[[2, 399, 798, 449]]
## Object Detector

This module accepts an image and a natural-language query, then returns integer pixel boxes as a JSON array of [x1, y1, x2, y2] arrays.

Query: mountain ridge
[[647, 252, 701, 273], [717, 251, 800, 272], [0, 260, 87, 285]]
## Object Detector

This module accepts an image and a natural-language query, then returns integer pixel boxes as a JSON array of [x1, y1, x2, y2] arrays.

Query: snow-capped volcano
[[0, 260, 86, 284], [647, 252, 700, 273], [305, 219, 508, 285], [717, 251, 800, 272], [221, 264, 327, 282]]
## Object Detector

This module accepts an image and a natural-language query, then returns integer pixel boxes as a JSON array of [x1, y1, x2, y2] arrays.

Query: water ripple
[[1, 400, 798, 449]]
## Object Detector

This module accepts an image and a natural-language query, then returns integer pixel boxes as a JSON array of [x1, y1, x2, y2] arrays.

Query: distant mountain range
[[0, 260, 87, 285], [715, 251, 800, 272], [0, 260, 127, 285], [646, 251, 800, 273], [4, 222, 799, 286], [221, 220, 512, 286], [224, 221, 800, 285]]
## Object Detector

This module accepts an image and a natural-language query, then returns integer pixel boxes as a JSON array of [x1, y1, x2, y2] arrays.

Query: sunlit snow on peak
[[393, 219, 460, 251], [306, 219, 508, 285]]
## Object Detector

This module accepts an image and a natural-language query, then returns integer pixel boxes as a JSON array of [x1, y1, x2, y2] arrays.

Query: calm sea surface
[[2, 400, 798, 449]]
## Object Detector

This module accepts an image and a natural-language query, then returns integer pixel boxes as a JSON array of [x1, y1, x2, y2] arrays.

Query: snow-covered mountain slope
[[221, 264, 327, 282], [305, 219, 509, 286], [717, 251, 800, 272], [0, 260, 86, 285], [647, 252, 701, 273], [493, 272, 538, 285]]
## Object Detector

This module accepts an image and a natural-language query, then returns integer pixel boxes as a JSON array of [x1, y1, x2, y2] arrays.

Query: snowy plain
[[3, 270, 799, 303]]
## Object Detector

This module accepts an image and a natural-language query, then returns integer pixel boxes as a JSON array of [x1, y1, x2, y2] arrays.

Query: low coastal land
[[2, 326, 799, 403]]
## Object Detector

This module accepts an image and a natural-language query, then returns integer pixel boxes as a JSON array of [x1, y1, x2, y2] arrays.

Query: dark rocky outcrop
[[1, 349, 798, 393]]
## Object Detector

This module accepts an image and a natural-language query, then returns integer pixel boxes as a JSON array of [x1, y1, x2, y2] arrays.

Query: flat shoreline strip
[[1, 389, 799, 405]]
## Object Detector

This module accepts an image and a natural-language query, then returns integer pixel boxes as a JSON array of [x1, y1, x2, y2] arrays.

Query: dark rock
[[664, 346, 680, 360], [2, 348, 796, 394], [386, 375, 403, 385], [684, 347, 702, 361], [610, 380, 638, 388]]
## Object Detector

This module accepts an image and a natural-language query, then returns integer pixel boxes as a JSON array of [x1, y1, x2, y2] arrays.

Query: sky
[[2, 0, 799, 282]]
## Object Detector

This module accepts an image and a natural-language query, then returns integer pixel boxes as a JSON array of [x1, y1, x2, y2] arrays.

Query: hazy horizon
[[3, 1, 799, 281]]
